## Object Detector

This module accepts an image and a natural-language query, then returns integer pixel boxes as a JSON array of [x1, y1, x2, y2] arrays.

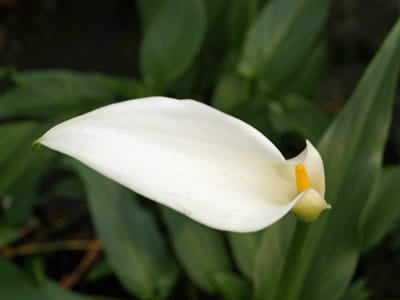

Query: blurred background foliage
[[0, 0, 399, 299]]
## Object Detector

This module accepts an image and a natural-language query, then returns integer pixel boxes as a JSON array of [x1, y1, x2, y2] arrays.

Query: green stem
[[275, 221, 310, 300]]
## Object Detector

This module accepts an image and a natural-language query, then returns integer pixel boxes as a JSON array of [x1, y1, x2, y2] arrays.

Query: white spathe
[[38, 97, 328, 232]]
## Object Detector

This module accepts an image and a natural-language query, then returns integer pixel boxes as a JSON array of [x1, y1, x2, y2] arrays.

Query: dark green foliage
[[0, 1, 399, 299]]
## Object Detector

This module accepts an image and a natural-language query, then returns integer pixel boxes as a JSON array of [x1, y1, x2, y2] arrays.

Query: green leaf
[[0, 122, 51, 195], [0, 226, 20, 247], [0, 67, 8, 79], [254, 215, 295, 300], [202, 0, 231, 46], [71, 161, 178, 300], [43, 177, 85, 202], [137, 0, 164, 29], [339, 280, 369, 300], [238, 0, 329, 81], [360, 166, 400, 252], [228, 231, 261, 279], [94, 74, 154, 99], [40, 281, 89, 300], [268, 96, 330, 143], [0, 122, 37, 166], [1, 152, 52, 226], [0, 70, 115, 120], [213, 272, 252, 300], [0, 257, 45, 300], [139, 0, 206, 91], [212, 73, 247, 112], [85, 259, 112, 283], [0, 257, 89, 300], [228, 0, 260, 49], [161, 207, 231, 293], [283, 41, 327, 99], [0, 122, 53, 228], [276, 18, 400, 300]]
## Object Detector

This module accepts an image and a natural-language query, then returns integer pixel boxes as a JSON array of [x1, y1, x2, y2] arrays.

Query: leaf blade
[[161, 207, 231, 293], [71, 161, 178, 300], [139, 0, 206, 91]]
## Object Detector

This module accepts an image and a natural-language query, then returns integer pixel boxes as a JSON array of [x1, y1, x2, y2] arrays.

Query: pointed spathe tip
[[32, 137, 43, 151]]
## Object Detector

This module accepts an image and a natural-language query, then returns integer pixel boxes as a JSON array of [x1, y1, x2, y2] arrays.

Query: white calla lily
[[37, 97, 330, 232]]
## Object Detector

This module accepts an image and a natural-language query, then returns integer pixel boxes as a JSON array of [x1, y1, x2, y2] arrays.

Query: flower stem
[[275, 221, 310, 300]]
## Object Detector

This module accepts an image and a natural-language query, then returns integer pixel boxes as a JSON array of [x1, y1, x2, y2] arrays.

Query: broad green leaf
[[0, 122, 37, 166], [1, 152, 52, 226], [213, 272, 252, 300], [161, 207, 231, 293], [276, 18, 400, 300], [228, 231, 261, 279], [0, 123, 51, 195], [71, 161, 178, 300], [268, 96, 329, 143], [360, 166, 400, 252], [282, 41, 327, 99], [85, 259, 112, 283], [139, 0, 206, 91], [137, 0, 164, 29], [0, 226, 20, 247], [43, 177, 85, 202], [94, 74, 154, 99], [203, 0, 231, 33], [254, 215, 295, 300], [228, 0, 260, 49], [0, 257, 45, 300], [339, 280, 369, 300], [0, 257, 89, 300], [212, 73, 247, 112], [238, 0, 329, 82], [202, 0, 231, 46], [0, 67, 8, 79], [0, 70, 115, 119], [0, 122, 52, 229], [40, 281, 89, 300]]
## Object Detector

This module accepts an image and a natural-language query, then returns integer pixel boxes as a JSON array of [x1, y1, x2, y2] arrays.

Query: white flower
[[37, 97, 330, 232]]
